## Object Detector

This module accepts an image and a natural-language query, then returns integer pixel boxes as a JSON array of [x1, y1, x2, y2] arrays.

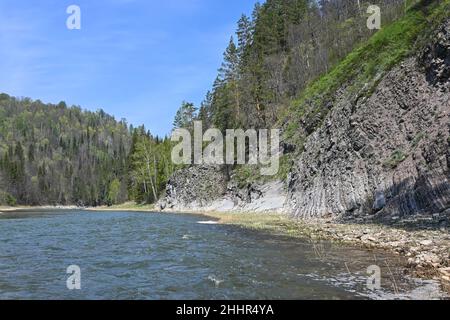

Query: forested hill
[[0, 94, 131, 206]]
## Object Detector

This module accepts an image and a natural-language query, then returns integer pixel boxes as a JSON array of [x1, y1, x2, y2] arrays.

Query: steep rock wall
[[288, 20, 450, 220]]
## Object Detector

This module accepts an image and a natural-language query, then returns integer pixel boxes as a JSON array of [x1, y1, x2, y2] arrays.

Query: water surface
[[0, 210, 443, 300]]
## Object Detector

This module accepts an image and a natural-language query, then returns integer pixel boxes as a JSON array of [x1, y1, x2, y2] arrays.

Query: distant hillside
[[0, 94, 131, 206]]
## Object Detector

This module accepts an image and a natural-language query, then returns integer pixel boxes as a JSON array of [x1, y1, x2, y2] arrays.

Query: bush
[[6, 194, 17, 206], [384, 150, 408, 169], [0, 191, 17, 206], [412, 132, 426, 148]]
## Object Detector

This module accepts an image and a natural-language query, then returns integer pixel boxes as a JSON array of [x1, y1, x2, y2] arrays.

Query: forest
[[0, 0, 427, 206], [193, 0, 411, 132], [0, 93, 174, 206]]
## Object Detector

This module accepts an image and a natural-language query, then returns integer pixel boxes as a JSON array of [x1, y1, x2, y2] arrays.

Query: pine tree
[[218, 38, 243, 127], [173, 101, 197, 130], [198, 91, 213, 128], [219, 37, 239, 82], [236, 14, 253, 64]]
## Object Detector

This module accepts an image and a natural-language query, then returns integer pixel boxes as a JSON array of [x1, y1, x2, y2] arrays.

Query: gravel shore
[[297, 219, 450, 293]]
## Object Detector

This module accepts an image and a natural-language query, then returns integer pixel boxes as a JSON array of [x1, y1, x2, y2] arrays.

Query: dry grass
[[183, 211, 330, 240], [87, 202, 156, 212]]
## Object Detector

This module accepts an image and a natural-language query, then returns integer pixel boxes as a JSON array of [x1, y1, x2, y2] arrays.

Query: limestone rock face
[[160, 165, 228, 210], [160, 165, 287, 213], [287, 20, 450, 220]]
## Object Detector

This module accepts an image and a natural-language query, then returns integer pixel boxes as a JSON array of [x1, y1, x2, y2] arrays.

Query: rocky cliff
[[160, 19, 450, 222], [288, 19, 449, 221], [159, 165, 287, 213]]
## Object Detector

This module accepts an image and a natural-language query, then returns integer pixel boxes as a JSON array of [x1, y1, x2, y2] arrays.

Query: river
[[0, 209, 444, 299]]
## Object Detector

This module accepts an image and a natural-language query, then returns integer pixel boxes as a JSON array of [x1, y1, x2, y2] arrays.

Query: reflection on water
[[0, 210, 445, 300]]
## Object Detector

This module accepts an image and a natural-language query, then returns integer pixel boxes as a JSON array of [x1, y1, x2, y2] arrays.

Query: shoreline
[[3, 203, 450, 294], [0, 205, 80, 212]]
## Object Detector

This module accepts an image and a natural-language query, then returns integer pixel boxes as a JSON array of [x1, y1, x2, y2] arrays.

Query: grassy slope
[[285, 0, 450, 141]]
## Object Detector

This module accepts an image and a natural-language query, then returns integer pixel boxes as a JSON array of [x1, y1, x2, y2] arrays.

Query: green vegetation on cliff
[[285, 0, 450, 144]]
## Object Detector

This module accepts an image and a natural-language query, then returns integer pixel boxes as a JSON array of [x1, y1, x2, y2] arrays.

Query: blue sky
[[0, 0, 258, 136]]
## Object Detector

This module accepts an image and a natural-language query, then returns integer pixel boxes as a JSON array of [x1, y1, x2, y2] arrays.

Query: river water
[[0, 210, 444, 300]]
